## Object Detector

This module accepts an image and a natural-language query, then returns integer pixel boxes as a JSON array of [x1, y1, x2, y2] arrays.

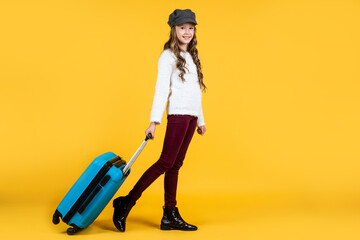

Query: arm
[[197, 106, 205, 127], [197, 105, 206, 136], [149, 51, 173, 125]]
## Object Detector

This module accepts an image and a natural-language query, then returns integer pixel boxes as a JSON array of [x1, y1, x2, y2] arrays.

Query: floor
[[1, 192, 360, 240]]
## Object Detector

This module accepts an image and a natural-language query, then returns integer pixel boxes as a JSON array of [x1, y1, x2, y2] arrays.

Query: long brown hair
[[163, 25, 207, 92]]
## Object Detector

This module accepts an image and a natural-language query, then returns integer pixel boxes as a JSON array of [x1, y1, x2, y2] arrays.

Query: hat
[[167, 9, 197, 28]]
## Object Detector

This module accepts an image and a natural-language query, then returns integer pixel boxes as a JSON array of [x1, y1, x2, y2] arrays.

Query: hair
[[163, 25, 207, 92]]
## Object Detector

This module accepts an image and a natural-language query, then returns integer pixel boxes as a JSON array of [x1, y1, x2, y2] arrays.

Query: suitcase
[[52, 134, 152, 235]]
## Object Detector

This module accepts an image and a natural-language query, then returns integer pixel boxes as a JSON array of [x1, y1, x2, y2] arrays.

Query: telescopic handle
[[122, 133, 152, 175]]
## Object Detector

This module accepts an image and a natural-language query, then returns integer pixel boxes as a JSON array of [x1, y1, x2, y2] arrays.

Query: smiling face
[[175, 23, 195, 51]]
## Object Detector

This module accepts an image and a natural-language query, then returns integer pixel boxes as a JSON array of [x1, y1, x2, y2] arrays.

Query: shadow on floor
[[93, 216, 159, 232]]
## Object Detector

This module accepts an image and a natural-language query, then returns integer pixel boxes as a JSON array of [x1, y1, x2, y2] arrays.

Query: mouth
[[183, 36, 191, 40]]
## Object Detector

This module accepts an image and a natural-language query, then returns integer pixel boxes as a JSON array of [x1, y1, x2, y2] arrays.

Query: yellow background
[[1, 0, 360, 239]]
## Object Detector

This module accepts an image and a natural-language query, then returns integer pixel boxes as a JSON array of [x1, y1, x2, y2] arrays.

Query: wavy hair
[[163, 26, 207, 92]]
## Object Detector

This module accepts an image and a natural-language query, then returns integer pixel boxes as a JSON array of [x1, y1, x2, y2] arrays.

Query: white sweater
[[150, 49, 205, 127]]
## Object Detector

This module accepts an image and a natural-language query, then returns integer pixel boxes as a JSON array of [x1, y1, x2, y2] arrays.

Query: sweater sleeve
[[197, 104, 205, 127], [150, 51, 173, 124]]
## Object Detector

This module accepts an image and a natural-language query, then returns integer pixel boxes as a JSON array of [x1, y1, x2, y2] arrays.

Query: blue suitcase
[[52, 134, 151, 234]]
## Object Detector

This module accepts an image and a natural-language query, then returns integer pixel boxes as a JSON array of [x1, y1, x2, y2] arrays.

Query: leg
[[113, 115, 191, 232], [164, 116, 198, 208], [128, 115, 192, 204]]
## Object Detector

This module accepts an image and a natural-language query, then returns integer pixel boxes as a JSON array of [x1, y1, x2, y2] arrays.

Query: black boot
[[160, 207, 198, 231], [113, 195, 135, 232]]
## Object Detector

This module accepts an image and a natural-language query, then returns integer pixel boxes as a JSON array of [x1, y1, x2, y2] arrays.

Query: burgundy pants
[[128, 114, 198, 208]]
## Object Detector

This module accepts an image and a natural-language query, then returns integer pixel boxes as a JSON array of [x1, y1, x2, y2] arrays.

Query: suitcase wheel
[[67, 225, 82, 235], [52, 210, 62, 225]]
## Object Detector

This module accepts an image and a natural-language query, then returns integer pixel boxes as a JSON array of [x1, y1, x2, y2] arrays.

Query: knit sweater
[[150, 49, 205, 127]]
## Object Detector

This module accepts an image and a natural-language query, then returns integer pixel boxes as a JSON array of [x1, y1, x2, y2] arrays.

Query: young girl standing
[[113, 9, 206, 232]]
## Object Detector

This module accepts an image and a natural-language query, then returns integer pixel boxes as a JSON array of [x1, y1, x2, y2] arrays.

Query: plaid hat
[[167, 9, 197, 28]]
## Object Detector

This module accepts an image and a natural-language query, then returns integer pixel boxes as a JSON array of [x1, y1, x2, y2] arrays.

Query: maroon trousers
[[128, 115, 198, 208]]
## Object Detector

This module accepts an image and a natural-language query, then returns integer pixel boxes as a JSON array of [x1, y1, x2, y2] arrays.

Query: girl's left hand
[[197, 126, 206, 136]]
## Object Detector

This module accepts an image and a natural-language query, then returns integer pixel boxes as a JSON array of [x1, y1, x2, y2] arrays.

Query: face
[[175, 23, 195, 47]]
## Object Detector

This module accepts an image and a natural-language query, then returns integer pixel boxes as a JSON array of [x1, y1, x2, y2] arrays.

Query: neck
[[179, 43, 188, 52]]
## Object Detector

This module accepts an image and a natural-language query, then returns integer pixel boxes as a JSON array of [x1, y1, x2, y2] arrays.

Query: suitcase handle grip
[[145, 133, 152, 141]]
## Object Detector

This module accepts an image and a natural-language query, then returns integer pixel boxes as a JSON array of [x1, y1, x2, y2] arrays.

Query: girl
[[113, 9, 206, 232]]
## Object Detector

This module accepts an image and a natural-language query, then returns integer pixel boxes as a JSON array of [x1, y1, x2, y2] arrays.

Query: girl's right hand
[[145, 122, 157, 140]]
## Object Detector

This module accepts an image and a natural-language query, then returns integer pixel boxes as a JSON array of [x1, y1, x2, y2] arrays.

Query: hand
[[145, 122, 157, 140], [197, 126, 206, 136]]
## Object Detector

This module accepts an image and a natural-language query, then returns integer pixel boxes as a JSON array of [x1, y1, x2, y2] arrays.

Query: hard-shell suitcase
[[52, 134, 152, 235]]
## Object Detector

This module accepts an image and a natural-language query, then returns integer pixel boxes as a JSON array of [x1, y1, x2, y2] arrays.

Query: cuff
[[197, 119, 205, 127]]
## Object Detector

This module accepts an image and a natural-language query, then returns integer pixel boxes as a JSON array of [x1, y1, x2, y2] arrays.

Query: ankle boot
[[113, 196, 135, 232], [160, 207, 198, 231]]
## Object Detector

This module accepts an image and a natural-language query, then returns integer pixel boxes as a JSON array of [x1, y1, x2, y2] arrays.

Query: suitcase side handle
[[122, 134, 152, 175]]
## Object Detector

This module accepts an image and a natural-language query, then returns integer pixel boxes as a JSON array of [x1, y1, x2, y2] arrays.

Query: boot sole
[[160, 224, 171, 230], [160, 224, 197, 231]]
